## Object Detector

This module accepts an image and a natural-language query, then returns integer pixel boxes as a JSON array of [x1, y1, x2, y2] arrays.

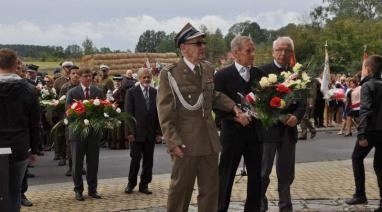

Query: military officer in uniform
[[157, 23, 248, 212]]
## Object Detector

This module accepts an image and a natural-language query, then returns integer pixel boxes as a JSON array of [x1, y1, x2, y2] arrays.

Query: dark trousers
[[351, 139, 374, 197], [218, 139, 263, 212], [261, 138, 296, 211], [54, 124, 66, 158], [128, 139, 155, 188], [9, 159, 28, 212], [21, 168, 29, 195], [356, 132, 382, 201], [71, 138, 100, 193], [314, 100, 325, 127]]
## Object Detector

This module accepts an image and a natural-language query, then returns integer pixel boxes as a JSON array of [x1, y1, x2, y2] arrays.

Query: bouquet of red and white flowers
[[53, 98, 134, 139], [242, 63, 311, 128]]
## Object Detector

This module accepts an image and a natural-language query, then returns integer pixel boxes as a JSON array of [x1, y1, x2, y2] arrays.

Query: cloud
[[0, 11, 303, 50]]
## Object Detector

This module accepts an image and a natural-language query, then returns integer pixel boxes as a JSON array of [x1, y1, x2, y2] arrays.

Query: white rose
[[83, 100, 89, 104], [71, 103, 77, 109], [116, 108, 121, 113], [59, 95, 66, 101], [64, 118, 68, 125], [84, 119, 90, 125], [104, 113, 109, 118], [293, 63, 302, 72], [302, 72, 310, 82], [93, 99, 101, 106], [259, 77, 270, 88], [117, 121, 122, 125], [268, 74, 278, 84], [296, 79, 302, 85]]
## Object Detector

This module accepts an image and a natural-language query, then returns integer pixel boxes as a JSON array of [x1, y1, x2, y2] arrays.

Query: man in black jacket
[[66, 68, 105, 201], [124, 68, 162, 194], [0, 48, 39, 212], [214, 36, 264, 212], [346, 55, 382, 212], [260, 37, 306, 212]]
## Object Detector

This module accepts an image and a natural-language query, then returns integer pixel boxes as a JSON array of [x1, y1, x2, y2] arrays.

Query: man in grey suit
[[66, 68, 105, 201]]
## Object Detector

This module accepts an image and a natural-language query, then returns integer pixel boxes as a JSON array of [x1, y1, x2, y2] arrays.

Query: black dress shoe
[[88, 192, 102, 199], [58, 158, 66, 166], [21, 197, 33, 206], [139, 187, 152, 195], [345, 196, 367, 205], [65, 169, 72, 176], [75, 192, 85, 201], [124, 185, 134, 194]]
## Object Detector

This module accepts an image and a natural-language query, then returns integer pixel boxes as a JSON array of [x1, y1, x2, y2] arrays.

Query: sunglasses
[[185, 41, 207, 47]]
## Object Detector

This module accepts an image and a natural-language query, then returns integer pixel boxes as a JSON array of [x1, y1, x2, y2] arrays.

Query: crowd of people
[[1, 22, 382, 212]]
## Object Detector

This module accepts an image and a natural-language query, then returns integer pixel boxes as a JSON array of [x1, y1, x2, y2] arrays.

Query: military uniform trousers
[[167, 153, 218, 212], [71, 137, 100, 193], [261, 133, 296, 212]]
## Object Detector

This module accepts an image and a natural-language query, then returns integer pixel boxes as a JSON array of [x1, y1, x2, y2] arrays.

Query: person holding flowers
[[214, 35, 265, 212], [260, 37, 306, 212], [65, 68, 105, 201]]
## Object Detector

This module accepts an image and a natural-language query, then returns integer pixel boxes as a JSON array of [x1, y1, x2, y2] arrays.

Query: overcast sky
[[0, 0, 323, 50]]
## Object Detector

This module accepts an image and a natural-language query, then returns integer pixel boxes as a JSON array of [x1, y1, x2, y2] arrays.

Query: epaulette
[[201, 60, 213, 65], [162, 63, 177, 73]]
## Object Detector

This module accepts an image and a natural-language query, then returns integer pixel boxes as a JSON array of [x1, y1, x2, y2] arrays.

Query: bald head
[[126, 69, 133, 78]]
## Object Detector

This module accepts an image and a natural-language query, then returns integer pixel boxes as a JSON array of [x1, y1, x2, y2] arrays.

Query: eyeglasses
[[185, 41, 207, 47], [274, 48, 292, 54]]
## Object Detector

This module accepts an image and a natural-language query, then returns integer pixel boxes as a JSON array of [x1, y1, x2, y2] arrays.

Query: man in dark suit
[[214, 36, 265, 212], [260, 37, 306, 212], [66, 68, 105, 201], [124, 68, 161, 195]]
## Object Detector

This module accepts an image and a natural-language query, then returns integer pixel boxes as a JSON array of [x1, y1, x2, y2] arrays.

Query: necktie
[[84, 87, 89, 99], [144, 87, 150, 110], [194, 65, 201, 77], [240, 67, 249, 82]]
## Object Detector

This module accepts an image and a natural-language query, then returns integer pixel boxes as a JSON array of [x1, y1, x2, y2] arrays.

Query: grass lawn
[[24, 60, 79, 74]]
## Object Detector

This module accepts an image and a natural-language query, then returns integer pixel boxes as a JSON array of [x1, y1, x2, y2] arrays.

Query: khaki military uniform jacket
[[157, 58, 235, 156]]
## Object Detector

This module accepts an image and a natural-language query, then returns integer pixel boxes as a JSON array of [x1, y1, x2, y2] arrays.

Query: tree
[[82, 37, 95, 55], [65, 44, 83, 58], [135, 30, 166, 52], [99, 47, 112, 53], [156, 32, 177, 53]]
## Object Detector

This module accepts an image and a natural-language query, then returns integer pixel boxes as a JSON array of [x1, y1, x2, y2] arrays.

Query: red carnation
[[73, 102, 86, 115], [245, 92, 256, 104], [270, 97, 281, 108], [276, 84, 291, 94], [101, 99, 112, 106]]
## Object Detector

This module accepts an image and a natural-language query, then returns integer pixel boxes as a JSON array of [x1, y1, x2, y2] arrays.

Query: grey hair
[[273, 37, 294, 51], [230, 36, 253, 51], [137, 67, 151, 78]]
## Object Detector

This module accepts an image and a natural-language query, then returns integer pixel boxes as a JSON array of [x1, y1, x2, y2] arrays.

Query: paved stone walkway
[[22, 159, 380, 212]]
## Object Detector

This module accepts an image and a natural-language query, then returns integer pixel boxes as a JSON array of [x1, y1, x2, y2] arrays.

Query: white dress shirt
[[234, 61, 250, 82]]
